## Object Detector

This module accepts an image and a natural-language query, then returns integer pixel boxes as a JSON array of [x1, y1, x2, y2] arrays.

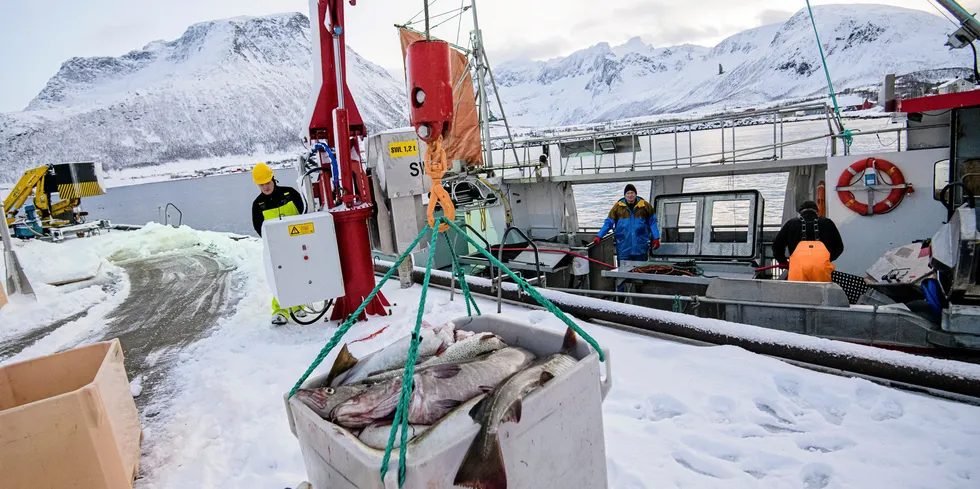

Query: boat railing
[[488, 102, 830, 179], [160, 203, 182, 227], [579, 223, 782, 278], [495, 226, 543, 313], [449, 223, 494, 303], [486, 103, 948, 181]]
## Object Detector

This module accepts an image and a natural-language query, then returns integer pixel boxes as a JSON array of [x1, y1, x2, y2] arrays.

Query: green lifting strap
[[444, 231, 481, 316], [286, 224, 432, 399], [804, 0, 853, 148], [290, 216, 605, 487], [441, 218, 605, 362], [380, 223, 441, 486]]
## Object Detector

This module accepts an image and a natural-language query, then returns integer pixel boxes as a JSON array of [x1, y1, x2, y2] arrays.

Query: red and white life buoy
[[836, 157, 913, 216]]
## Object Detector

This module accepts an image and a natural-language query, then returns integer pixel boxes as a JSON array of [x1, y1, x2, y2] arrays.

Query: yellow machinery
[[4, 163, 106, 228]]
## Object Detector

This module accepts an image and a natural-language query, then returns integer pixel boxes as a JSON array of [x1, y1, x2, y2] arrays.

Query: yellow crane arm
[[4, 166, 49, 222], [46, 196, 80, 221]]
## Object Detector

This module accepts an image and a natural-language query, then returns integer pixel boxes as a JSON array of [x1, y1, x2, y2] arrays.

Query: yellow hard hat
[[252, 163, 273, 184]]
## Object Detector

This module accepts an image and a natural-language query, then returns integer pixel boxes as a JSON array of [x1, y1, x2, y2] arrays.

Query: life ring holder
[[836, 157, 913, 216]]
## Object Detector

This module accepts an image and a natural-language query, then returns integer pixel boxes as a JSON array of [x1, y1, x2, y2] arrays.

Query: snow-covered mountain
[[493, 4, 976, 127], [0, 13, 408, 183], [2, 5, 975, 183]]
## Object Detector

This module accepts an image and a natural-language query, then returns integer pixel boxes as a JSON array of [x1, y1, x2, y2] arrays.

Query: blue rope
[[804, 0, 851, 148]]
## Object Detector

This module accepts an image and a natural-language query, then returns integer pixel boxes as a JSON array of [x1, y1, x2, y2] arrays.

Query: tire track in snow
[[0, 309, 92, 361], [97, 251, 240, 412]]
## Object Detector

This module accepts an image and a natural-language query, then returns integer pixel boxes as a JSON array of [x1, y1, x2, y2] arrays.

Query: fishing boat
[[349, 3, 980, 357]]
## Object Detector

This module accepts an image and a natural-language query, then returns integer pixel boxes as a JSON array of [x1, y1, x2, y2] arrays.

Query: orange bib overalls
[[787, 218, 834, 283]]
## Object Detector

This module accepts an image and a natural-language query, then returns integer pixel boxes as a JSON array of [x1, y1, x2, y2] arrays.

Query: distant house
[[938, 78, 976, 94], [843, 98, 876, 112]]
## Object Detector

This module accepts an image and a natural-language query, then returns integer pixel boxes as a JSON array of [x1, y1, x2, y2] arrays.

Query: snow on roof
[[374, 126, 416, 136], [939, 78, 974, 88], [834, 94, 869, 107]]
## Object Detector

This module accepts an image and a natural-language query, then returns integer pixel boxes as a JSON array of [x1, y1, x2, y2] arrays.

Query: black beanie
[[624, 184, 637, 195], [798, 200, 818, 214]]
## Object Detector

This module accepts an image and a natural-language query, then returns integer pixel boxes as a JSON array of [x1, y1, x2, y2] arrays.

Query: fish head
[[294, 384, 369, 419], [433, 323, 457, 344], [477, 333, 507, 352], [332, 380, 401, 428], [454, 329, 476, 341]]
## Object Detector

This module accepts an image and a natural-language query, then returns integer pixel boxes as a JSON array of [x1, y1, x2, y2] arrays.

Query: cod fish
[[360, 333, 508, 384], [357, 421, 430, 450], [453, 328, 579, 489], [294, 384, 370, 420], [331, 347, 537, 428], [421, 333, 506, 367], [328, 321, 455, 386]]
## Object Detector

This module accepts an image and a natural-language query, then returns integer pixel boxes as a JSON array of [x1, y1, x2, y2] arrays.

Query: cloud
[[487, 36, 575, 63], [570, 0, 748, 47], [757, 9, 793, 25], [643, 25, 723, 47]]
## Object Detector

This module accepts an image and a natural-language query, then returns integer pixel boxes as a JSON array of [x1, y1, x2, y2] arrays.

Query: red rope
[[631, 264, 697, 277], [350, 325, 389, 344], [489, 247, 616, 269]]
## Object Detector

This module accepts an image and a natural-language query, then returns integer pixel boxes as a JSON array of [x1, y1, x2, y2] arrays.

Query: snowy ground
[[1, 225, 978, 488], [101, 153, 297, 188]]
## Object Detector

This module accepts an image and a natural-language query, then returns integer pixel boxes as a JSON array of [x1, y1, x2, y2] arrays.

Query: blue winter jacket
[[596, 197, 660, 257]]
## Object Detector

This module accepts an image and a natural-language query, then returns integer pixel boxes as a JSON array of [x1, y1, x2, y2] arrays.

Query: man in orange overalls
[[772, 201, 844, 282]]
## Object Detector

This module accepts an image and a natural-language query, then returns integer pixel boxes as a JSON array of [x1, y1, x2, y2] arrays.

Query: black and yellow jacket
[[252, 184, 305, 236]]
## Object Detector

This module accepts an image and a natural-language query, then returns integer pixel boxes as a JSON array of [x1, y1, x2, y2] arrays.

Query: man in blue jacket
[[592, 184, 661, 262]]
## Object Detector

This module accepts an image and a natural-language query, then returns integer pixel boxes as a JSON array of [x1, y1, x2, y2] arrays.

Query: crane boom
[[4, 167, 49, 225], [935, 0, 980, 48], [4, 162, 105, 227]]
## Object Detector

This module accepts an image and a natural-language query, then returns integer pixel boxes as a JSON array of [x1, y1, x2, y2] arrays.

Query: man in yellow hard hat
[[251, 162, 307, 325]]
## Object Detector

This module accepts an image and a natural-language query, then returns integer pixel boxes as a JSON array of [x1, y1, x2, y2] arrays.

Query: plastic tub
[[286, 315, 612, 488], [0, 339, 142, 488]]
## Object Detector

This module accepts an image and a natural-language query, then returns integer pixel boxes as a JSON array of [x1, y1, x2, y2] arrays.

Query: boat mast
[[470, 0, 493, 168]]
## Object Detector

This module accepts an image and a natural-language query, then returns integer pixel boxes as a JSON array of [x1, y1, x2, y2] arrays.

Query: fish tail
[[454, 432, 508, 489], [561, 326, 577, 355]]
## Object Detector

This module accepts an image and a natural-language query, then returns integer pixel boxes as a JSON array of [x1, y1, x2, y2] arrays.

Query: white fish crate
[[285, 315, 613, 489]]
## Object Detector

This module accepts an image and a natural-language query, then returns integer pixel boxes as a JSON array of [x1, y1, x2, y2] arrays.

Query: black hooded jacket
[[251, 184, 305, 236], [772, 213, 844, 263]]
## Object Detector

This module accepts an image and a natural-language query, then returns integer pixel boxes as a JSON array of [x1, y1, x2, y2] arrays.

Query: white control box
[[262, 212, 345, 309]]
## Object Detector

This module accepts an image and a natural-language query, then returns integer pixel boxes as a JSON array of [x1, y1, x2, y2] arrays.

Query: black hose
[[303, 166, 324, 178], [939, 182, 976, 222], [971, 42, 980, 84], [290, 299, 334, 325]]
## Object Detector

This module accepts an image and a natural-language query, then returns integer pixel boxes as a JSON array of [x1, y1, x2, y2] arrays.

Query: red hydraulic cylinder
[[330, 205, 390, 321], [304, 0, 387, 320], [406, 40, 454, 142]]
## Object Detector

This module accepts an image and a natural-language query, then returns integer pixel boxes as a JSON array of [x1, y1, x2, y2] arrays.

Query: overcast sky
[[0, 0, 975, 112]]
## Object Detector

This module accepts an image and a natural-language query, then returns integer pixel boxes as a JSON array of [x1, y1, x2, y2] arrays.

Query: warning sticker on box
[[388, 140, 418, 157], [288, 222, 315, 236]]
